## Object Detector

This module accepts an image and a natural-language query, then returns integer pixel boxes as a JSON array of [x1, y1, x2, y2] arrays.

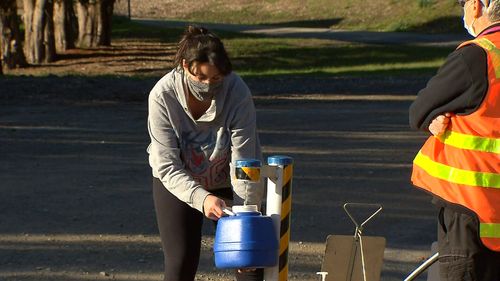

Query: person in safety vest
[[409, 0, 500, 280]]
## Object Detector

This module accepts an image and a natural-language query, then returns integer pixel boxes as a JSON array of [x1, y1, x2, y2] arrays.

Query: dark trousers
[[152, 177, 264, 281], [437, 205, 500, 281]]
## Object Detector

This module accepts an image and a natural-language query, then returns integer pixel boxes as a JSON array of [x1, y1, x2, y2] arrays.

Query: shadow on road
[[0, 77, 433, 281]]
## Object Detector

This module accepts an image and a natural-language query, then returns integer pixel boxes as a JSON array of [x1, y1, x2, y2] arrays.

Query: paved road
[[133, 18, 470, 46], [0, 76, 434, 281]]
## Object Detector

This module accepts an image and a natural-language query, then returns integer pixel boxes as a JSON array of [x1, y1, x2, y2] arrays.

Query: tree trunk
[[53, 0, 67, 52], [76, 0, 96, 48], [23, 0, 56, 64], [53, 0, 76, 52], [43, 0, 55, 62], [76, 0, 114, 48], [24, 0, 45, 63], [0, 0, 27, 71], [98, 0, 114, 46]]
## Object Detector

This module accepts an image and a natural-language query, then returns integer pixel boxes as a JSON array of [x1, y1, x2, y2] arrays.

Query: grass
[[113, 16, 454, 78], [225, 38, 453, 77], [113, 16, 184, 42], [119, 0, 464, 33]]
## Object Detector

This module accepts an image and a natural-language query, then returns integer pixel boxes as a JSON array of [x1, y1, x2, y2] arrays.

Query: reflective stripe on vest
[[413, 150, 500, 189], [481, 223, 500, 238], [437, 130, 500, 153], [471, 37, 500, 78]]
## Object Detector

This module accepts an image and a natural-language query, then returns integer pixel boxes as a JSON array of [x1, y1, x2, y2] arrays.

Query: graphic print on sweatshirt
[[180, 127, 231, 188]]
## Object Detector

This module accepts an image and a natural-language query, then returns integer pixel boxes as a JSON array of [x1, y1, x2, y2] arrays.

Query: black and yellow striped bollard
[[264, 156, 294, 281]]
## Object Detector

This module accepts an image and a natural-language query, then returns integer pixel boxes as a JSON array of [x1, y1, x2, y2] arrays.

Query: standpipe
[[234, 156, 294, 281]]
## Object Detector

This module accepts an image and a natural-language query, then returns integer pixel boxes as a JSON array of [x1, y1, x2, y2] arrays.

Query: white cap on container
[[232, 205, 259, 213]]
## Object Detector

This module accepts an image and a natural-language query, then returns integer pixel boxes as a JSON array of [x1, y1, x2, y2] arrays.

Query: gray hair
[[486, 0, 500, 22]]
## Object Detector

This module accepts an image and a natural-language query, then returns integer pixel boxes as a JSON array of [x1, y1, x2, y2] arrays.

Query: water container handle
[[222, 208, 236, 216]]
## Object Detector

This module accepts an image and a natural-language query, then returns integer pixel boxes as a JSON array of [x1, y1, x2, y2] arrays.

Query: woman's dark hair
[[174, 25, 232, 75]]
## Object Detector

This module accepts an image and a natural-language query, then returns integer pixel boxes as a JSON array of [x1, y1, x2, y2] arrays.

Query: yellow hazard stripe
[[279, 229, 290, 254], [241, 166, 260, 182], [235, 167, 260, 181], [279, 266, 288, 281], [480, 223, 500, 238], [413, 151, 500, 188], [438, 130, 500, 153], [283, 164, 293, 184], [473, 37, 500, 78], [281, 196, 291, 219], [279, 164, 292, 281]]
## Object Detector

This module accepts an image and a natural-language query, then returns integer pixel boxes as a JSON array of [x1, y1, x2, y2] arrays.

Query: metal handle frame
[[342, 203, 383, 281]]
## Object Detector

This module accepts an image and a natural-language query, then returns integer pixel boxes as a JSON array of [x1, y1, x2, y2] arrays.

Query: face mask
[[463, 17, 477, 37], [463, 2, 477, 37], [185, 73, 224, 101]]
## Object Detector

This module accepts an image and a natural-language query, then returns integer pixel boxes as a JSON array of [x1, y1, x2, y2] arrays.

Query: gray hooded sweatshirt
[[147, 68, 264, 213]]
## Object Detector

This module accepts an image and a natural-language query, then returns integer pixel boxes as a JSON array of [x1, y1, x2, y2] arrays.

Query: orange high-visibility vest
[[411, 32, 500, 252]]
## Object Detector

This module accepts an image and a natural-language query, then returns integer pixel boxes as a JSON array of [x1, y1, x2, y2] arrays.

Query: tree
[[76, 0, 115, 48], [23, 0, 56, 64], [0, 0, 27, 72], [4, 0, 115, 70], [53, 0, 77, 52]]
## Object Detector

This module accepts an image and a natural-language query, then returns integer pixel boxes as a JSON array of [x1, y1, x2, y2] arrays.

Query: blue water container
[[214, 205, 278, 269]]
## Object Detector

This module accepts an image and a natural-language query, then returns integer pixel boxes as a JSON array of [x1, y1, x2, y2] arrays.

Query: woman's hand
[[429, 113, 451, 137], [203, 195, 226, 221]]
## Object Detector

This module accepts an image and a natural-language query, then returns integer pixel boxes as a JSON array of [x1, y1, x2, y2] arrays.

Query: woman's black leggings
[[152, 177, 263, 281]]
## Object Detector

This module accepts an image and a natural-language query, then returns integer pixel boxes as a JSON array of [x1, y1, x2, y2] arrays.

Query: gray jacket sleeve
[[148, 91, 211, 213], [228, 82, 265, 207]]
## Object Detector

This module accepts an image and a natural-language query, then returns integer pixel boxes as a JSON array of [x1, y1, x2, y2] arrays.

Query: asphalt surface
[[0, 75, 436, 281]]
